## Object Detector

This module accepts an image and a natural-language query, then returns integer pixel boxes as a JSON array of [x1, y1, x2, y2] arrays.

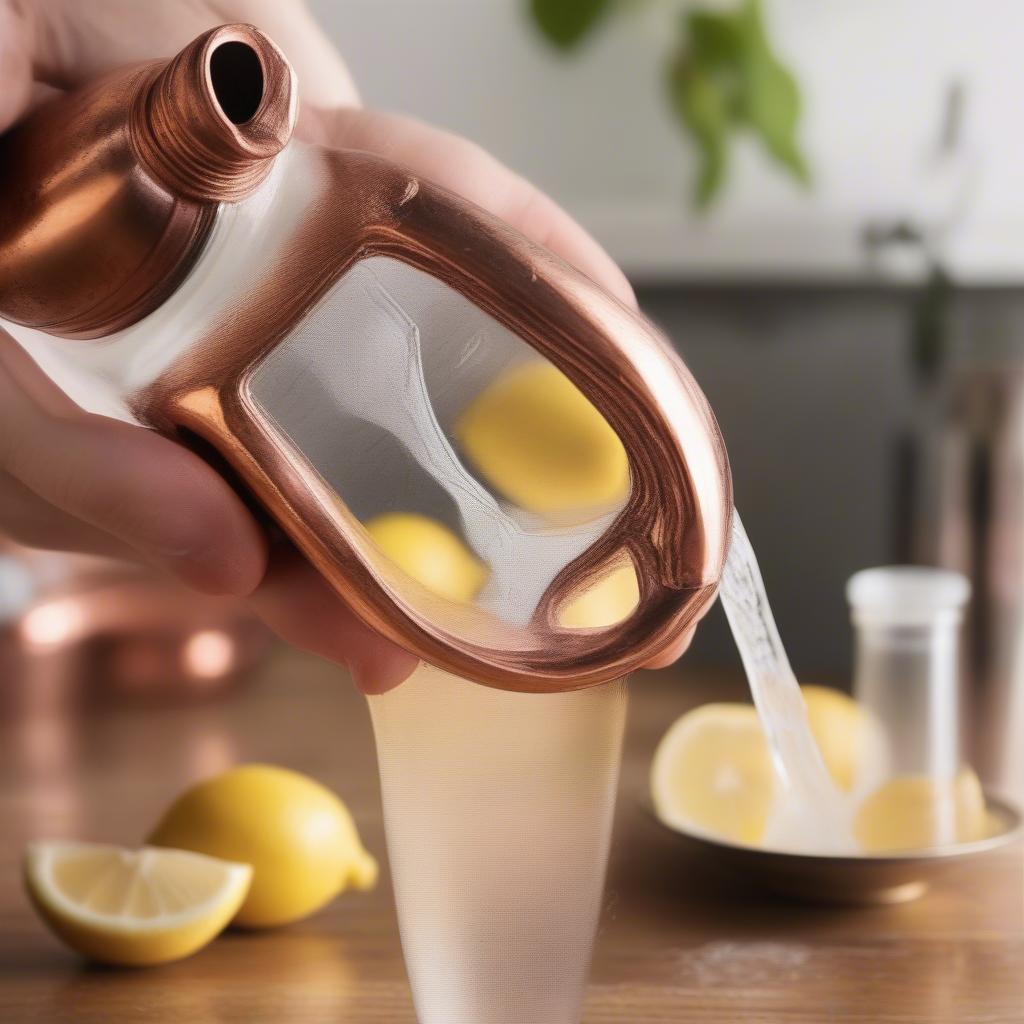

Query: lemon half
[[651, 703, 775, 846], [25, 841, 251, 966], [801, 685, 869, 792], [854, 768, 986, 852], [559, 563, 640, 629]]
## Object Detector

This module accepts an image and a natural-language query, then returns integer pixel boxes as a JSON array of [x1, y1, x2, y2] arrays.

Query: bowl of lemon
[[649, 686, 1022, 905]]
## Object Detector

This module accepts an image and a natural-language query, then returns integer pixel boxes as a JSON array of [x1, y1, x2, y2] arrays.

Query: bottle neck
[[0, 24, 295, 340], [130, 26, 296, 204]]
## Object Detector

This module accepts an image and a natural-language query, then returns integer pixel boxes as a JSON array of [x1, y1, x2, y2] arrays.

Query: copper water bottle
[[0, 24, 732, 692]]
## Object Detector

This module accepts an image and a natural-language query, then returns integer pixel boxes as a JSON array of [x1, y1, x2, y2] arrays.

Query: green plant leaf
[[688, 10, 744, 68], [668, 50, 729, 208], [687, 9, 746, 123], [736, 0, 810, 183], [666, 0, 809, 207], [529, 0, 610, 50]]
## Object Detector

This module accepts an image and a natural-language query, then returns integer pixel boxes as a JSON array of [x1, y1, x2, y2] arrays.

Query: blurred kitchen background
[[305, 0, 1024, 672], [307, 0, 1024, 795], [3, 0, 1023, 798]]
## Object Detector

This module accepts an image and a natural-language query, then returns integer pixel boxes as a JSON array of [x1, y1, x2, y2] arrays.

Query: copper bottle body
[[0, 24, 732, 692]]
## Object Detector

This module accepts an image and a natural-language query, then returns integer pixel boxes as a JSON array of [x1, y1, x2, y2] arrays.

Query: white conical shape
[[369, 664, 627, 1024]]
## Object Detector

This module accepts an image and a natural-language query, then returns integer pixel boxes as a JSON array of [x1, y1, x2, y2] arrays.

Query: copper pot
[[0, 546, 270, 713]]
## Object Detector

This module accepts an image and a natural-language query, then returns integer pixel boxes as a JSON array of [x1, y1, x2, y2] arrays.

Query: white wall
[[309, 0, 1024, 283]]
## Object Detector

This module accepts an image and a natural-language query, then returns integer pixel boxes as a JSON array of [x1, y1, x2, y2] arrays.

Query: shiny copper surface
[[137, 145, 732, 692], [925, 363, 1024, 804], [0, 24, 294, 338], [1, 25, 731, 692], [1, 547, 271, 709], [132, 24, 296, 203]]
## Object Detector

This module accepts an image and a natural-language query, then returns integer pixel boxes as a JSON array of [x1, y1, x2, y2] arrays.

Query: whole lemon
[[456, 361, 629, 516], [148, 764, 377, 928], [365, 512, 487, 603]]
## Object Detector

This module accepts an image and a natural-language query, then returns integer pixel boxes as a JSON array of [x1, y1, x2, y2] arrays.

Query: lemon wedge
[[651, 703, 775, 846], [24, 841, 251, 966], [456, 361, 629, 515], [149, 764, 378, 929], [800, 685, 870, 792], [854, 767, 987, 852], [365, 512, 487, 604]]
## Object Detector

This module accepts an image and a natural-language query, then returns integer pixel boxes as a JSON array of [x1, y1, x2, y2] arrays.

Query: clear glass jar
[[847, 566, 971, 847]]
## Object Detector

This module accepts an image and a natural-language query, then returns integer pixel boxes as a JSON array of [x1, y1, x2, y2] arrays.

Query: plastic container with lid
[[847, 566, 972, 848]]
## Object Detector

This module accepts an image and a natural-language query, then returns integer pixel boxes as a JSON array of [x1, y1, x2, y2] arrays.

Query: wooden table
[[1, 645, 1021, 1022]]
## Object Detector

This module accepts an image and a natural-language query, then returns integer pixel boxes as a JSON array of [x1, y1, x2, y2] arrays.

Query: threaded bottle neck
[[131, 24, 296, 203]]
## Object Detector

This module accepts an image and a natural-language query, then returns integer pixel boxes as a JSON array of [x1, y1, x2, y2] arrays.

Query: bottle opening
[[209, 41, 264, 124], [132, 25, 295, 203]]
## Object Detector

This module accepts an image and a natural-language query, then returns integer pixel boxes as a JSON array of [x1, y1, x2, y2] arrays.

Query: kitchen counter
[[1, 646, 1021, 1022]]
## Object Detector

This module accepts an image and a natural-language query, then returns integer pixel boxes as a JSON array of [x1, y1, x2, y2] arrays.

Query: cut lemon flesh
[[854, 768, 987, 852], [25, 841, 251, 966], [651, 703, 775, 846]]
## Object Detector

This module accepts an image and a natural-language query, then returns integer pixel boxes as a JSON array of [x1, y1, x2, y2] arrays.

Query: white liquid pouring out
[[720, 510, 854, 852]]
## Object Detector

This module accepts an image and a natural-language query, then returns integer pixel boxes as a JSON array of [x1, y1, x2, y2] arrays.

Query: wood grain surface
[[1, 646, 1021, 1022]]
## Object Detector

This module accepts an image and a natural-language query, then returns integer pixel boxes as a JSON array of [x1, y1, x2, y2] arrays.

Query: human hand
[[0, 0, 695, 692]]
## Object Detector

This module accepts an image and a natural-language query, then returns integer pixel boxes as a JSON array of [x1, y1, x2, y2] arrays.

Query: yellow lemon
[[24, 841, 251, 966], [559, 563, 640, 629], [366, 512, 487, 603], [854, 767, 986, 853], [800, 685, 869, 792], [148, 764, 377, 929], [456, 361, 629, 515], [651, 703, 775, 846], [981, 808, 1009, 839]]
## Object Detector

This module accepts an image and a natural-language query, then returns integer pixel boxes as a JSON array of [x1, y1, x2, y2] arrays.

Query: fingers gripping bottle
[[0, 25, 732, 1023]]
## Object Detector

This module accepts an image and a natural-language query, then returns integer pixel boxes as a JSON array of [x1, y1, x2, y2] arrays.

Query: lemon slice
[[25, 841, 251, 966], [365, 512, 488, 604], [854, 768, 987, 852], [651, 703, 775, 845]]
